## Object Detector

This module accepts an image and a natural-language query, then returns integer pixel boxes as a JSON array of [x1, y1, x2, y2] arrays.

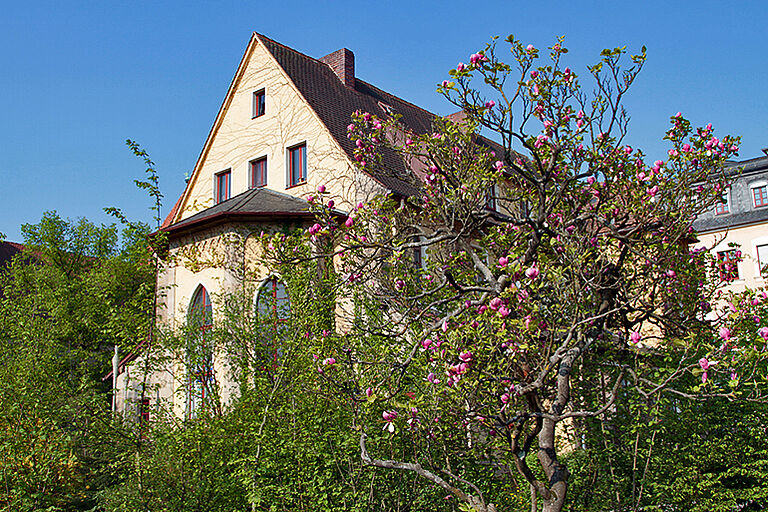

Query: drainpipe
[[112, 345, 119, 413]]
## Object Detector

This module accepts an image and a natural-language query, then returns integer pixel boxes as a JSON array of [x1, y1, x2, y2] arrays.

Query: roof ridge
[[254, 32, 328, 67]]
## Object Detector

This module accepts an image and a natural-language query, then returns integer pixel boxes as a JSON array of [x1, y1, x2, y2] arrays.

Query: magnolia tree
[[272, 37, 766, 512]]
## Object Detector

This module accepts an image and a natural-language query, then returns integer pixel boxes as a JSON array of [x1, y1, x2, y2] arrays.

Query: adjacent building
[[693, 152, 768, 293]]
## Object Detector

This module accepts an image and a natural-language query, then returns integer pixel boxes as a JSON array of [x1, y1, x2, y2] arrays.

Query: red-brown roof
[[0, 241, 25, 268], [254, 33, 435, 197]]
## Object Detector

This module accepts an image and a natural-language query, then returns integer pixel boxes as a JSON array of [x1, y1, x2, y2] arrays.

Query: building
[[113, 33, 438, 417], [693, 152, 768, 293]]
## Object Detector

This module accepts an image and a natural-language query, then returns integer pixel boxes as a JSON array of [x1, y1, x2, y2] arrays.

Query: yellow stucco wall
[[176, 36, 362, 221], [696, 223, 768, 294]]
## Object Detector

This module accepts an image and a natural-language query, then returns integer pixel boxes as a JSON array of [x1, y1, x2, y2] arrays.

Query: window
[[215, 170, 231, 204], [187, 285, 213, 418], [715, 189, 730, 215], [717, 250, 740, 281], [485, 184, 497, 211], [139, 397, 150, 425], [255, 277, 291, 369], [250, 157, 267, 188], [757, 244, 768, 277], [288, 143, 307, 187], [752, 185, 768, 208], [410, 236, 425, 269], [252, 89, 265, 118]]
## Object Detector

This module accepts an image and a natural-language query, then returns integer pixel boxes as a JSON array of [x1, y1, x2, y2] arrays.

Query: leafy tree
[[0, 212, 155, 510], [269, 36, 763, 512]]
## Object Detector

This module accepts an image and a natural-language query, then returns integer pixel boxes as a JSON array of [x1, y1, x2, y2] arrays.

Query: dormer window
[[752, 183, 768, 208], [252, 89, 265, 118], [378, 101, 395, 116], [715, 189, 730, 215]]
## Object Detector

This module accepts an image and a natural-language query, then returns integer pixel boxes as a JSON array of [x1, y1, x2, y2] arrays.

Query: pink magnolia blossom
[[345, 217, 354, 228], [489, 297, 503, 311], [719, 326, 732, 341], [629, 331, 641, 344], [327, 200, 335, 209], [526, 44, 535, 53], [365, 387, 374, 397], [485, 100, 496, 108], [456, 62, 466, 72], [395, 279, 405, 291], [426, 372, 440, 385], [758, 327, 768, 340], [459, 351, 473, 363], [382, 411, 398, 432], [525, 265, 540, 279], [317, 184, 326, 193], [322, 357, 336, 366], [498, 256, 509, 267]]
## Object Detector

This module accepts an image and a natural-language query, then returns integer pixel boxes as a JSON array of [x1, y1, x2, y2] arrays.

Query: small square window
[[717, 250, 740, 281], [252, 89, 265, 118], [288, 143, 307, 187], [250, 157, 267, 189], [752, 185, 768, 208], [215, 170, 231, 204]]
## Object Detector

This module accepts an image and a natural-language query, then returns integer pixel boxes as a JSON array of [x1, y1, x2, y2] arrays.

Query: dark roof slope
[[724, 155, 768, 175], [0, 241, 24, 268], [257, 33, 434, 197], [694, 155, 768, 232], [165, 187, 313, 236]]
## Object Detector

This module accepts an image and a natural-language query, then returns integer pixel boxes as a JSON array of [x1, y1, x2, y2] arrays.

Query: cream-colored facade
[[113, 33, 433, 419]]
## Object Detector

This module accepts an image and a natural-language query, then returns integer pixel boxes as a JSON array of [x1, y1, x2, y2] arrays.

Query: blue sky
[[1, 0, 766, 242]]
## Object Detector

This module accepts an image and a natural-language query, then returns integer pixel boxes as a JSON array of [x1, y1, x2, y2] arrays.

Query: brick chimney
[[320, 48, 355, 88]]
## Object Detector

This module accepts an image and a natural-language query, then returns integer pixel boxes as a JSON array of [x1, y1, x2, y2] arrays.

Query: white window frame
[[750, 180, 768, 208]]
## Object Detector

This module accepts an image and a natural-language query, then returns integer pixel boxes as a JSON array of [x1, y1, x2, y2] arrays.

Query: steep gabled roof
[[164, 186, 313, 237], [255, 33, 433, 197]]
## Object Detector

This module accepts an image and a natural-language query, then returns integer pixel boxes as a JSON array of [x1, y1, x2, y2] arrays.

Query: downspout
[[112, 345, 119, 413]]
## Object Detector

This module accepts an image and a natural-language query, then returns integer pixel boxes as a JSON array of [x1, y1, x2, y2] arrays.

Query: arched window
[[187, 285, 213, 418], [254, 277, 290, 369], [189, 285, 212, 330]]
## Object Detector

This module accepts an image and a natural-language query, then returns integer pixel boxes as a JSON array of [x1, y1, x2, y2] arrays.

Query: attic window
[[378, 101, 395, 116], [752, 184, 768, 208], [252, 89, 265, 118]]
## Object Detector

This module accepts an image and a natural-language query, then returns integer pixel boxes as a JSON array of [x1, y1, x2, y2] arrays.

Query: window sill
[[286, 182, 307, 190]]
